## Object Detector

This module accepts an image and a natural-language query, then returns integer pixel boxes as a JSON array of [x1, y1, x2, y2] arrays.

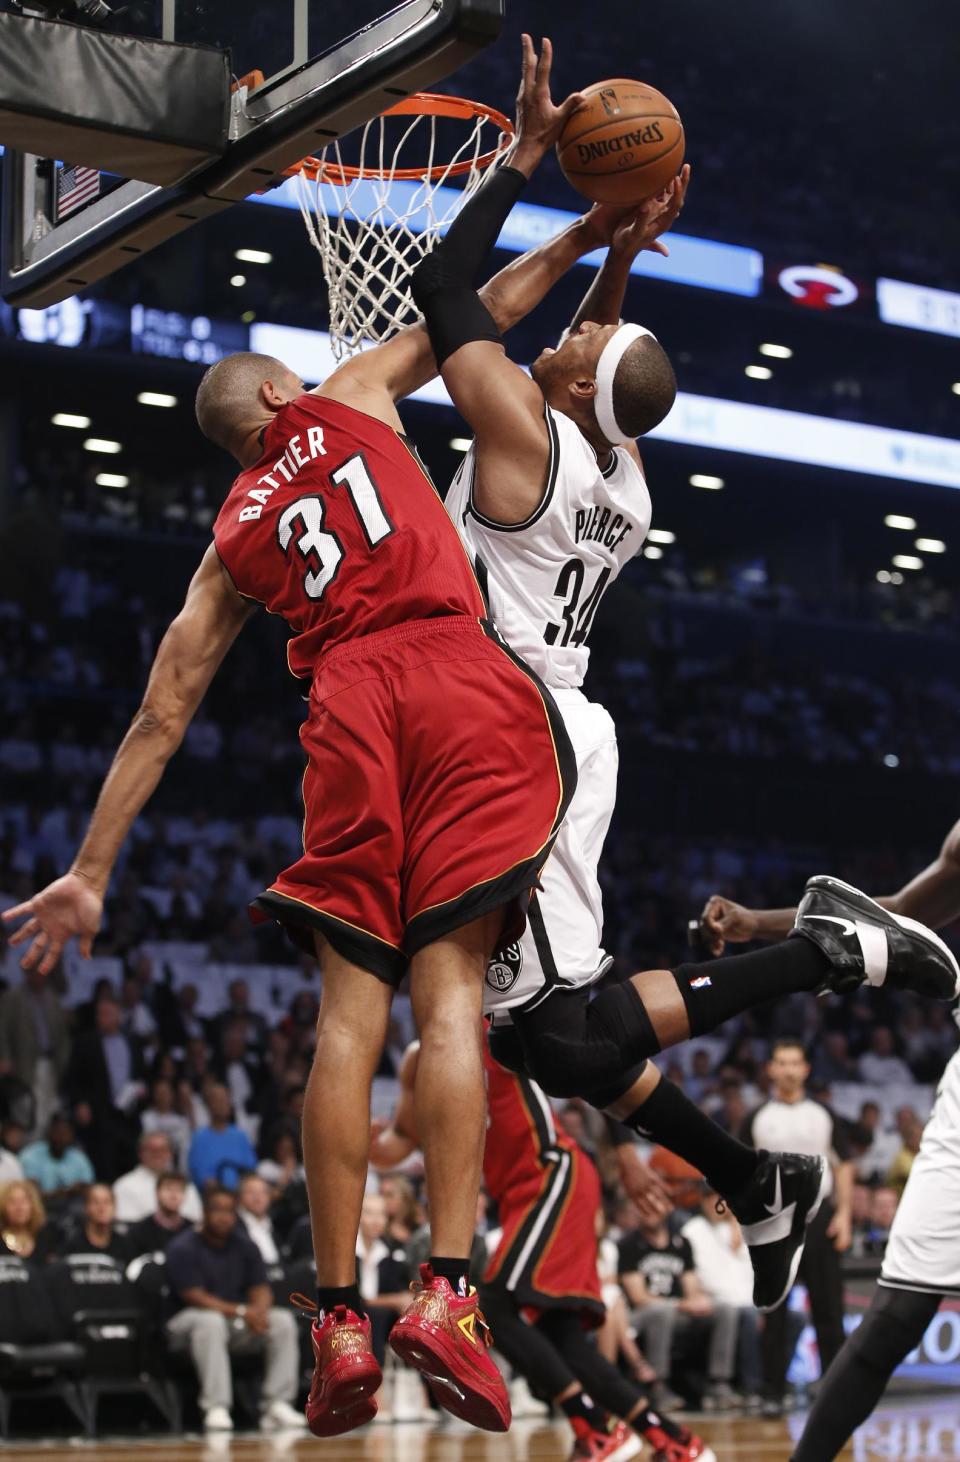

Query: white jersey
[[445, 406, 652, 689]]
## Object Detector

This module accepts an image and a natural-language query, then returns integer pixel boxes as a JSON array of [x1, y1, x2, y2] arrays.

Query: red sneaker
[[301, 1302, 382, 1437], [571, 1420, 643, 1460], [388, 1264, 510, 1431], [645, 1422, 717, 1462]]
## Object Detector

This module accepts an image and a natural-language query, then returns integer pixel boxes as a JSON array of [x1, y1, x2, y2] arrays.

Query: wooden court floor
[[5, 1398, 960, 1462]]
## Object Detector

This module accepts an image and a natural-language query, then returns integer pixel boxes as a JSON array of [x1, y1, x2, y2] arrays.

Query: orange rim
[[286, 93, 514, 184]]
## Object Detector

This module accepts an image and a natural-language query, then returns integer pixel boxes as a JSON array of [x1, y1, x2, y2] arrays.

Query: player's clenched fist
[[699, 895, 760, 957]]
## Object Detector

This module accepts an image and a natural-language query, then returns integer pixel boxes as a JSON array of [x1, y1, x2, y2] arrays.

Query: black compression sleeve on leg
[[479, 1287, 576, 1400], [672, 940, 830, 1038], [537, 1311, 646, 1419], [791, 1286, 940, 1462], [622, 1076, 761, 1195]]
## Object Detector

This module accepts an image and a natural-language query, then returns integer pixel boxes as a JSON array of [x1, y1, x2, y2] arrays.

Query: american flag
[[57, 163, 101, 219]]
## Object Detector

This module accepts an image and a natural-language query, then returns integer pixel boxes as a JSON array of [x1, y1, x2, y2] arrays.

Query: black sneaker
[[791, 875, 960, 1000], [725, 1151, 827, 1313]]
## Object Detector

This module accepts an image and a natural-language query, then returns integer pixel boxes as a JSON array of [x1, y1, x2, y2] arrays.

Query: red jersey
[[213, 393, 485, 677], [483, 1042, 578, 1208]]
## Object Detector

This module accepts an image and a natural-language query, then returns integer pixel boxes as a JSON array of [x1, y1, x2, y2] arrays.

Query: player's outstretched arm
[[1, 545, 253, 974], [699, 815, 960, 955], [322, 34, 583, 426], [563, 165, 690, 338], [409, 35, 584, 521]]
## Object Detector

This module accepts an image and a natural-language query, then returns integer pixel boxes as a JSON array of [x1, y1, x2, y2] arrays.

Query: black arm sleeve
[[410, 164, 527, 368]]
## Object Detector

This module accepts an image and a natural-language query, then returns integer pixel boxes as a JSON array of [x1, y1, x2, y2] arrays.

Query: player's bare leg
[[300, 936, 394, 1437], [389, 908, 512, 1431], [408, 911, 500, 1258]]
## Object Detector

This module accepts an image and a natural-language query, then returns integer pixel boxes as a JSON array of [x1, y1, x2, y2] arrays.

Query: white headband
[[594, 323, 656, 445]]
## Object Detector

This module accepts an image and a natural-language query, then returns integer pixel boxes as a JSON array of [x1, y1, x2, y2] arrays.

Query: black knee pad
[[517, 983, 659, 1101]]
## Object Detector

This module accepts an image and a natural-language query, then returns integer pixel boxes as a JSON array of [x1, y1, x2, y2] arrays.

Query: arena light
[[95, 472, 129, 488], [876, 570, 891, 583], [689, 473, 725, 490], [745, 364, 773, 380], [891, 571, 904, 584], [647, 529, 676, 544], [229, 274, 246, 287], [892, 554, 923, 570], [137, 391, 177, 408], [235, 248, 272, 265], [915, 537, 946, 554], [953, 383, 960, 396], [83, 437, 122, 454], [884, 514, 916, 530], [883, 753, 900, 768], [449, 437, 472, 452], [52, 412, 90, 428], [759, 343, 793, 359], [643, 544, 664, 560]]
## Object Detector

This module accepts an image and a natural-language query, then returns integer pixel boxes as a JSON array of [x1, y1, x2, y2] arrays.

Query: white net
[[295, 101, 512, 359]]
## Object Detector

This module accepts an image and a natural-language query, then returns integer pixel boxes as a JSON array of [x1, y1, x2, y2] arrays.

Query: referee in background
[[743, 1038, 853, 1416]]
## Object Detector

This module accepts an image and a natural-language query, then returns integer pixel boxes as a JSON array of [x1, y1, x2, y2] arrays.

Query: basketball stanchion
[[287, 93, 513, 358]]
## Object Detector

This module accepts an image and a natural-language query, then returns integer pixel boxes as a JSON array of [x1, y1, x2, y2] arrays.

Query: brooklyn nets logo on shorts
[[486, 942, 523, 993]]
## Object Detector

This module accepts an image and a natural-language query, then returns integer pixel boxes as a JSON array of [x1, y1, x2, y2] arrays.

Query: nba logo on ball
[[486, 943, 523, 992]]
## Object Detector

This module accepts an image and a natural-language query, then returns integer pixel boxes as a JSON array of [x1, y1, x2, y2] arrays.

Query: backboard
[[0, 0, 504, 306]]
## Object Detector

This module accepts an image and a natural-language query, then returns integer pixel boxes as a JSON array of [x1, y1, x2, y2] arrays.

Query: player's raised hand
[[617, 1143, 673, 1222], [602, 163, 692, 258], [2, 871, 103, 975], [513, 35, 585, 164], [699, 893, 759, 957]]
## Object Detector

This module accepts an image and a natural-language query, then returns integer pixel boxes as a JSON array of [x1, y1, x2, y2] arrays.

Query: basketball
[[556, 79, 685, 205]]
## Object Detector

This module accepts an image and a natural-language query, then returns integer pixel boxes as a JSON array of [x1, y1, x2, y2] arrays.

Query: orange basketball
[[557, 79, 685, 205]]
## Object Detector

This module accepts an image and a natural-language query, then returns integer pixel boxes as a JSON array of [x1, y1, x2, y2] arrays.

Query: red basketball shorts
[[483, 1141, 605, 1326], [252, 616, 576, 984]]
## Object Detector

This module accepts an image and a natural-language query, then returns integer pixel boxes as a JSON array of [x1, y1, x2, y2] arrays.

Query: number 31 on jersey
[[277, 453, 395, 601]]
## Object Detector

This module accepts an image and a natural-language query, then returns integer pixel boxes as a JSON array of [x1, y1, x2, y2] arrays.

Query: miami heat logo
[[486, 942, 523, 992]]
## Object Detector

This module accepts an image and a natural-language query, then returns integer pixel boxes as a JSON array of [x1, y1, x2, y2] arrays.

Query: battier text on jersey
[[238, 427, 329, 521]]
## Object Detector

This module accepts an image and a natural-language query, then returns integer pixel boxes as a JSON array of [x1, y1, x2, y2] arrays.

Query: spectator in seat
[[682, 1185, 762, 1405], [63, 1182, 131, 1261], [0, 1129, 23, 1185], [215, 979, 268, 1054], [865, 1185, 900, 1252], [188, 1084, 256, 1193], [854, 1100, 899, 1182], [20, 1112, 94, 1203], [618, 1207, 738, 1413], [256, 1129, 303, 1193], [114, 1132, 202, 1223], [172, 985, 209, 1048], [355, 1192, 410, 1364], [858, 1026, 914, 1086], [128, 1171, 192, 1255], [165, 1186, 305, 1434], [140, 1077, 192, 1170], [237, 1173, 281, 1265], [65, 994, 146, 1181], [0, 965, 70, 1139], [887, 1110, 924, 1195], [379, 1174, 422, 1245], [213, 1021, 267, 1139], [0, 1178, 56, 1262]]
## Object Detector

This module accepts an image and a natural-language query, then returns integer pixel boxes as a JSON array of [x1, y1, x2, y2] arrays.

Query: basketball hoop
[[289, 93, 514, 359]]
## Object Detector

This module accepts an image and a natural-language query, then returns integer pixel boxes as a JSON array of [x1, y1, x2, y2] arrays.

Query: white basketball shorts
[[484, 686, 618, 1017], [880, 1045, 960, 1295]]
